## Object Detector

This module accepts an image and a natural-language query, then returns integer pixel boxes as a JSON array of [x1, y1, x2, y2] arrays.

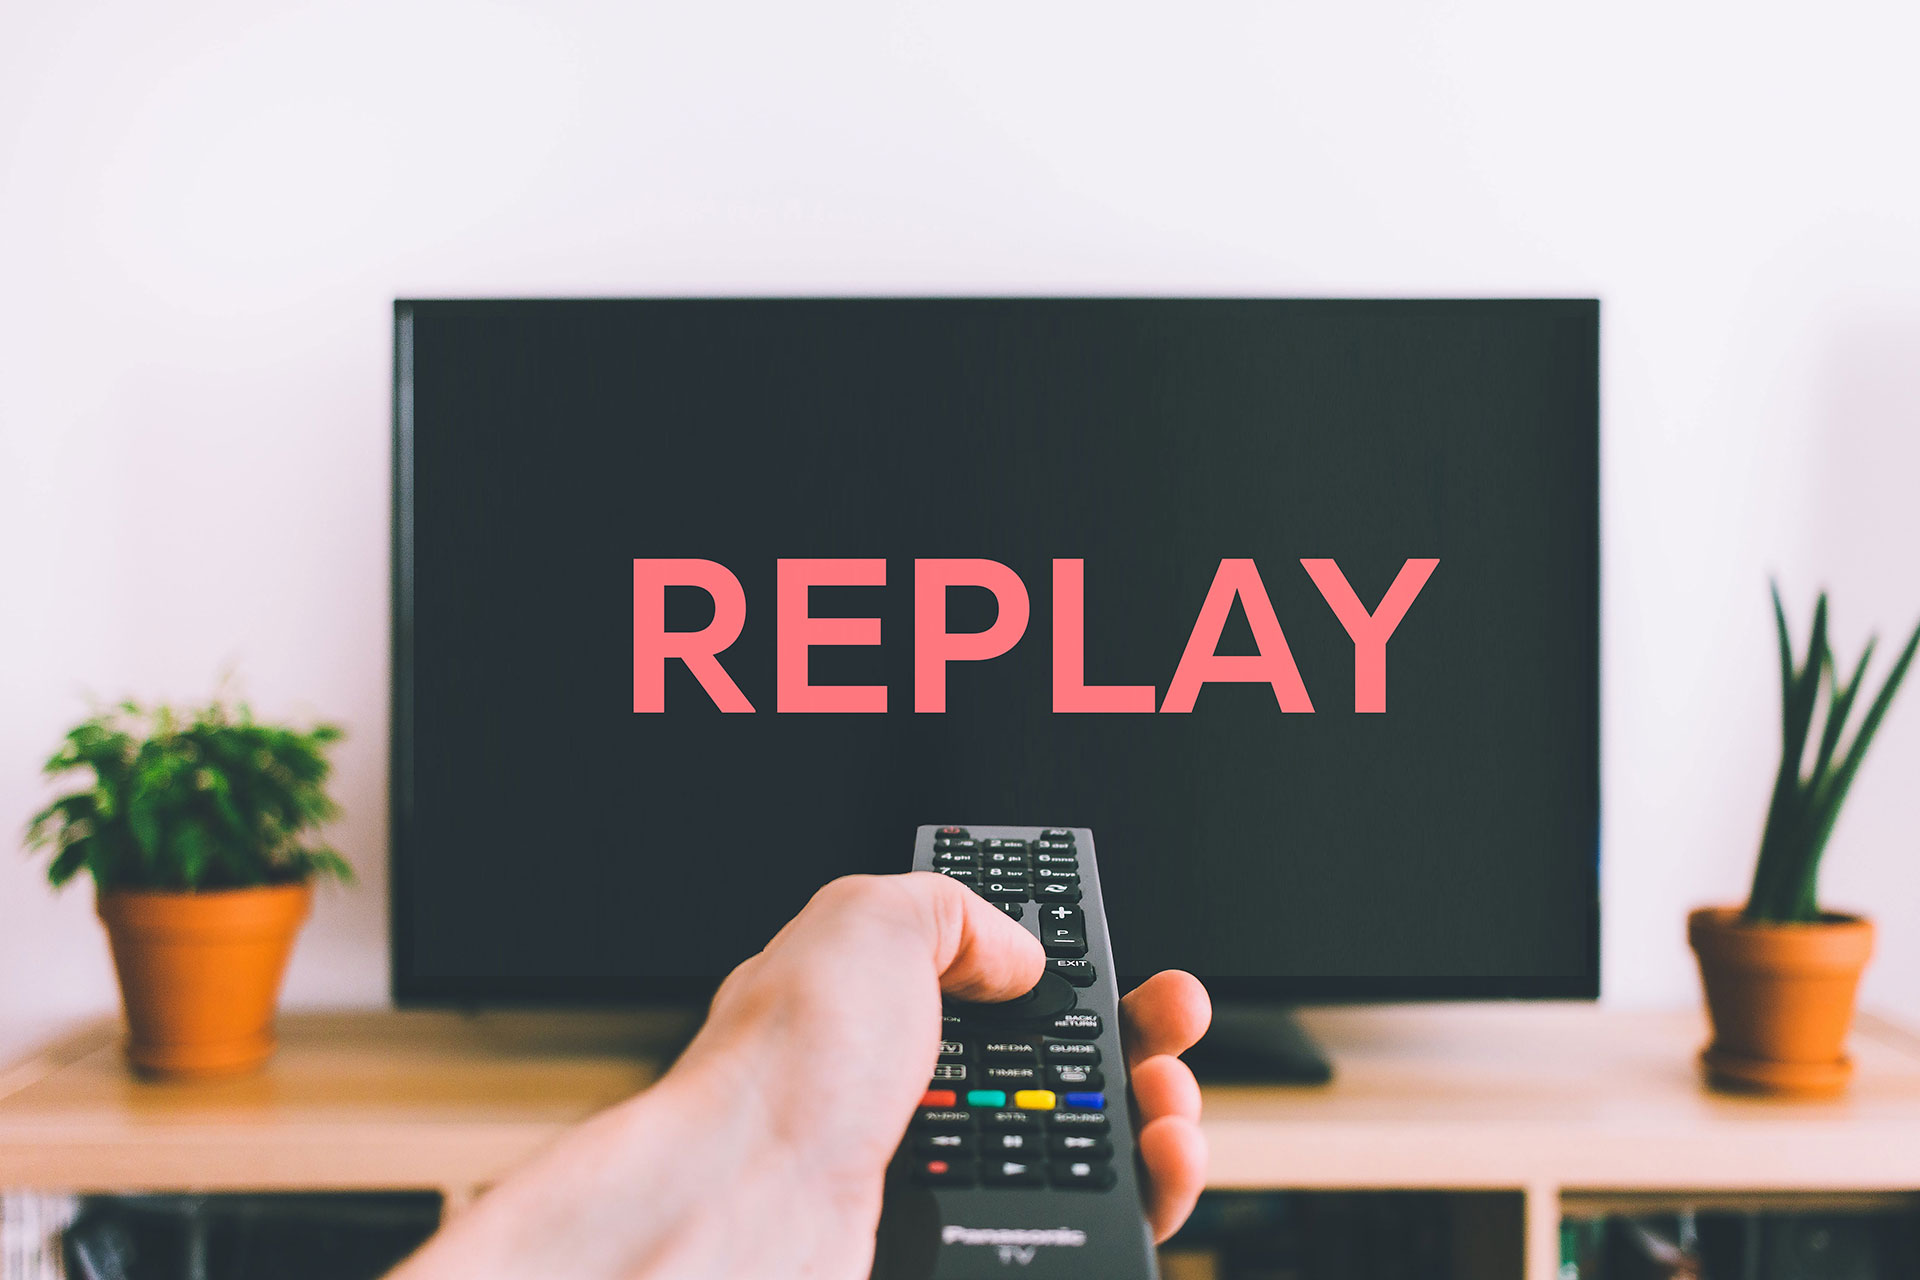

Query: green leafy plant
[[1746, 584, 1920, 923], [25, 700, 351, 892]]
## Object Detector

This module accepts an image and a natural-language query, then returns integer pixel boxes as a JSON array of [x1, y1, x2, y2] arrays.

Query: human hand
[[390, 872, 1210, 1279]]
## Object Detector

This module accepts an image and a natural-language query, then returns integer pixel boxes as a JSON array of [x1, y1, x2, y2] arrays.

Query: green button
[[966, 1090, 1006, 1108]]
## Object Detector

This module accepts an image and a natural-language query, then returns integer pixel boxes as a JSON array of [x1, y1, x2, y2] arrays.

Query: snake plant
[[1746, 584, 1920, 923]]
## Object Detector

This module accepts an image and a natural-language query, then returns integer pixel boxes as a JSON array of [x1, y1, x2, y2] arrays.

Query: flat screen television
[[391, 298, 1598, 1014]]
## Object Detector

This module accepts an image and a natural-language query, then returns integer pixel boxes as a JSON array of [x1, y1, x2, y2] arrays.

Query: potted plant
[[1690, 585, 1920, 1095], [25, 699, 350, 1077]]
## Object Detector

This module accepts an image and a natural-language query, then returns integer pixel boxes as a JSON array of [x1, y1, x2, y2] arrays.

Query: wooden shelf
[[5, 1003, 1919, 1279]]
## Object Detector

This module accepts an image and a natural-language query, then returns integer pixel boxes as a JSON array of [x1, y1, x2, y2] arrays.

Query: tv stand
[[9, 1005, 1920, 1280], [1182, 1003, 1333, 1084]]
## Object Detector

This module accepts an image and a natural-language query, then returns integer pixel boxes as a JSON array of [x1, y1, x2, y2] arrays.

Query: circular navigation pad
[[943, 969, 1077, 1026]]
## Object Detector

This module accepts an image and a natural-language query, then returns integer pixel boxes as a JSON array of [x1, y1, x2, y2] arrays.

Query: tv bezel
[[390, 296, 1602, 1006]]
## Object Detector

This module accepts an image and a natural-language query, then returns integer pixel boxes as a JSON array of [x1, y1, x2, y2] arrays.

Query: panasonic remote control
[[871, 825, 1157, 1280]]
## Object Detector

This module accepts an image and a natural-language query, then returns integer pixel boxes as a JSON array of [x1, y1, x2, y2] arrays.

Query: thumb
[[902, 871, 1047, 1003]]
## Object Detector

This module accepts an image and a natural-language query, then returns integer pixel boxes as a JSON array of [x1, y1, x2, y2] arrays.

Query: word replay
[[633, 557, 1438, 715]]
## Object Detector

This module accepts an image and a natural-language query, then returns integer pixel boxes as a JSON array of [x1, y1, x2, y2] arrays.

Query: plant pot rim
[[1689, 904, 1871, 932], [96, 880, 315, 938], [96, 880, 314, 903]]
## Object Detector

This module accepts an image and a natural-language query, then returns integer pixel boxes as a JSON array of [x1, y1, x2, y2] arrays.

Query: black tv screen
[[392, 298, 1598, 1003]]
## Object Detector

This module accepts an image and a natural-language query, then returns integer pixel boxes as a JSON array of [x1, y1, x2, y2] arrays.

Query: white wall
[[5, 0, 1919, 1045]]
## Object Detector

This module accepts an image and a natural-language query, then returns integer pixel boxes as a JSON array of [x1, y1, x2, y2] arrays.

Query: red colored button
[[921, 1089, 957, 1107], [925, 1160, 949, 1174]]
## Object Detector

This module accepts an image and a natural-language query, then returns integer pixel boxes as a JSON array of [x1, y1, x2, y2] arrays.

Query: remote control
[[871, 826, 1157, 1280]]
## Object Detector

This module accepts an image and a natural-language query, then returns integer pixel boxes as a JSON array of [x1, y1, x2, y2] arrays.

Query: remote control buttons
[[983, 1159, 1045, 1187], [1045, 1011, 1102, 1039], [914, 1132, 975, 1157], [1050, 1158, 1116, 1190], [914, 1107, 973, 1128], [903, 827, 1121, 1196], [1040, 905, 1087, 956], [913, 1158, 977, 1187], [1048, 958, 1096, 986], [983, 1131, 1041, 1154], [1049, 1065, 1104, 1090], [1049, 1133, 1113, 1159], [947, 970, 1077, 1024]]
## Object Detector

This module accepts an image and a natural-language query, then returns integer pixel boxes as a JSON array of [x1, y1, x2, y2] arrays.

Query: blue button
[[1063, 1091, 1105, 1110]]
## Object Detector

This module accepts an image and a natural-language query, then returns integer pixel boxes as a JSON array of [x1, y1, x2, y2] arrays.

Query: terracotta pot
[[96, 882, 313, 1077], [1688, 905, 1874, 1097]]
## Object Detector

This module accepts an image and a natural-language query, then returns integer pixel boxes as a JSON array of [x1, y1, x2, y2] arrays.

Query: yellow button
[[1013, 1090, 1057, 1111]]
